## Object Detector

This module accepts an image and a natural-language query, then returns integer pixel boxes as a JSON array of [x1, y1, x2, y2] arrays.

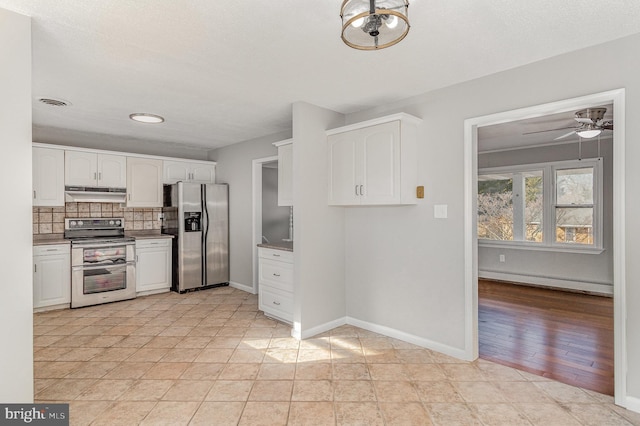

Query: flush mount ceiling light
[[341, 0, 410, 50], [129, 113, 164, 124]]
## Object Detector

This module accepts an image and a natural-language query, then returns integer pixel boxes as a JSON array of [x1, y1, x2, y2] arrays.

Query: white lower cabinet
[[258, 247, 293, 323], [136, 238, 172, 294], [33, 244, 70, 310]]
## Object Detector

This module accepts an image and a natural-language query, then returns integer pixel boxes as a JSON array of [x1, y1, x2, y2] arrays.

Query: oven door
[[71, 243, 136, 308]]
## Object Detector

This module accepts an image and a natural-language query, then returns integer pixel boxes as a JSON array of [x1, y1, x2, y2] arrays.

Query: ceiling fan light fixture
[[576, 128, 602, 139], [341, 0, 410, 50], [129, 113, 164, 124]]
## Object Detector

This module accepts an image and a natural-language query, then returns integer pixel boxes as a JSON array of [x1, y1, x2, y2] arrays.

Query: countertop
[[33, 234, 69, 246], [125, 231, 174, 240], [33, 231, 173, 246], [257, 241, 293, 252]]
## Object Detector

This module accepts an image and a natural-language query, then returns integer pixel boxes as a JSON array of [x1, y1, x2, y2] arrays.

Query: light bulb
[[351, 17, 365, 28], [386, 15, 398, 29]]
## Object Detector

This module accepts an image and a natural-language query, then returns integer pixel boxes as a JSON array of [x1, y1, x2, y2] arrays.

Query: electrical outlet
[[499, 254, 505, 263]]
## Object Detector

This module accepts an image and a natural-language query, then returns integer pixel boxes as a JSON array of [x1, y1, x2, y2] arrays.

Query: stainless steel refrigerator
[[162, 182, 229, 293]]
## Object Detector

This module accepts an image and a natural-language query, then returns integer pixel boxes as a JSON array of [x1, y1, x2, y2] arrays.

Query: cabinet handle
[[94, 172, 97, 180], [136, 255, 139, 262], [272, 253, 280, 257], [355, 185, 359, 196], [128, 193, 131, 201], [98, 172, 102, 180], [360, 185, 364, 196], [33, 190, 36, 199], [273, 301, 281, 306], [273, 273, 280, 277], [34, 264, 37, 273]]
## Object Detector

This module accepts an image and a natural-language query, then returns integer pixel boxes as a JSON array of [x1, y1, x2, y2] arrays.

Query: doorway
[[463, 89, 627, 405]]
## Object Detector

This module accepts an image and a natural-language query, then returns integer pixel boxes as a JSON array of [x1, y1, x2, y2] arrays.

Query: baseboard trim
[[625, 396, 640, 414], [299, 317, 347, 340], [479, 270, 613, 296], [229, 281, 255, 294], [346, 316, 468, 360]]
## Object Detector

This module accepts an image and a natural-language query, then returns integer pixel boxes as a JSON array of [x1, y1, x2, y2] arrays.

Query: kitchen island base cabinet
[[258, 247, 293, 324], [135, 238, 172, 296], [33, 244, 70, 311]]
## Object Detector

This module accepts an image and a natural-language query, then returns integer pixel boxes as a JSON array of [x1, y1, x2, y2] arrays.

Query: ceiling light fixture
[[129, 113, 164, 124], [341, 0, 410, 50], [575, 125, 602, 139]]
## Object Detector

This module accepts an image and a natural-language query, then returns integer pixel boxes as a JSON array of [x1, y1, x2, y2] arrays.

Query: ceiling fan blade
[[554, 130, 577, 140], [522, 126, 576, 135], [575, 117, 594, 124], [600, 120, 614, 130]]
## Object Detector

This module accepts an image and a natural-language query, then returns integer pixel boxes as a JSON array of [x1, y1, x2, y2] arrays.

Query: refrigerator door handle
[[202, 184, 210, 286]]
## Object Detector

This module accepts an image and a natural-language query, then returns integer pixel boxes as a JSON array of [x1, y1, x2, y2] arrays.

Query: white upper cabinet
[[274, 140, 293, 206], [126, 157, 163, 207], [33, 147, 65, 206], [163, 160, 216, 184], [65, 151, 126, 188], [327, 113, 421, 206]]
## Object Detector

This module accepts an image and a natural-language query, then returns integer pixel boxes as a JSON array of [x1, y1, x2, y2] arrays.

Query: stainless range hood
[[65, 186, 127, 203]]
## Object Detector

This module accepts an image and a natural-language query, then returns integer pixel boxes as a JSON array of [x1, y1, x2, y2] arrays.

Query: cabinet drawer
[[33, 244, 70, 256], [259, 286, 293, 322], [136, 238, 171, 249], [259, 258, 293, 291], [258, 247, 293, 262]]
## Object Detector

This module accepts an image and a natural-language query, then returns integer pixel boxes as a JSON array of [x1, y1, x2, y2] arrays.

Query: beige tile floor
[[34, 287, 640, 425]]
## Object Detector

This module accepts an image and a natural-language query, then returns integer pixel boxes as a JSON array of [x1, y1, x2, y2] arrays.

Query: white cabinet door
[[190, 164, 216, 183], [328, 132, 359, 205], [33, 245, 70, 309], [164, 160, 216, 184], [359, 121, 401, 205], [65, 151, 98, 186], [127, 157, 163, 207], [97, 154, 127, 188], [136, 239, 171, 293], [277, 143, 293, 206], [163, 161, 190, 184], [327, 114, 418, 206], [33, 147, 65, 206]]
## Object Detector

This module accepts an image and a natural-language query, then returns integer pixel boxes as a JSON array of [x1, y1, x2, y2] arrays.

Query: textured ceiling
[[1, 0, 639, 153]]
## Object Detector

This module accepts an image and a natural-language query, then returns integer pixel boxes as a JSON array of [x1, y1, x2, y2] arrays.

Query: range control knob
[[115, 220, 121, 226], [109, 220, 114, 225], [70, 221, 76, 226], [78, 221, 83, 226]]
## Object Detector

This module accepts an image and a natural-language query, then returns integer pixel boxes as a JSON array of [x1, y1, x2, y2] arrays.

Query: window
[[478, 159, 602, 250]]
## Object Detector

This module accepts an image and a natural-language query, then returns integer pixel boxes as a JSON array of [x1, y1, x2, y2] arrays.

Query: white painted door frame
[[463, 89, 627, 406], [251, 155, 279, 294]]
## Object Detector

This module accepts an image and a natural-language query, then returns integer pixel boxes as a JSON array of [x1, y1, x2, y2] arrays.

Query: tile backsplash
[[33, 203, 162, 234]]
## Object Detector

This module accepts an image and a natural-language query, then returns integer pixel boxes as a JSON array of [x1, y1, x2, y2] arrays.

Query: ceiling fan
[[524, 107, 614, 140]]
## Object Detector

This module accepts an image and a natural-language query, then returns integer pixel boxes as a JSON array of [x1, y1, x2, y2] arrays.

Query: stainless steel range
[[65, 218, 136, 308]]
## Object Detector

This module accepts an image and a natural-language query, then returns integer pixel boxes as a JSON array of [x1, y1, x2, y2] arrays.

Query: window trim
[[478, 157, 603, 252]]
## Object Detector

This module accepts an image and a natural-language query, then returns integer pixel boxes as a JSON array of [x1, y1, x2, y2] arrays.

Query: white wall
[[478, 139, 613, 293], [0, 8, 33, 402], [292, 102, 346, 337], [341, 33, 640, 399], [209, 132, 288, 287]]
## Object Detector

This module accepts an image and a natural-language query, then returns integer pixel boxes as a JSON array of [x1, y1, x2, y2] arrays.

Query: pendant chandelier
[[340, 0, 410, 50]]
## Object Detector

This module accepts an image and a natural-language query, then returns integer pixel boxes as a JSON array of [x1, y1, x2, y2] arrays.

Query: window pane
[[555, 207, 593, 244], [478, 174, 513, 241], [524, 171, 543, 242], [556, 167, 593, 205]]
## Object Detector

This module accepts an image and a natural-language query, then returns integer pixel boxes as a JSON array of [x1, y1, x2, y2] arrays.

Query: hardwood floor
[[478, 279, 614, 395]]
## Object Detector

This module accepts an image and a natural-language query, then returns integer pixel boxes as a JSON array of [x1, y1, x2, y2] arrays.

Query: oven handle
[[72, 261, 135, 271], [72, 242, 135, 249]]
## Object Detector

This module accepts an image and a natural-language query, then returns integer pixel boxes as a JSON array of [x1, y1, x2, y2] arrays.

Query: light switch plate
[[434, 204, 448, 219]]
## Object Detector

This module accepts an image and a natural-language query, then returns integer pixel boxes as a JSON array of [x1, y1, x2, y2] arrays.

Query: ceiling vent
[[37, 97, 70, 107]]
